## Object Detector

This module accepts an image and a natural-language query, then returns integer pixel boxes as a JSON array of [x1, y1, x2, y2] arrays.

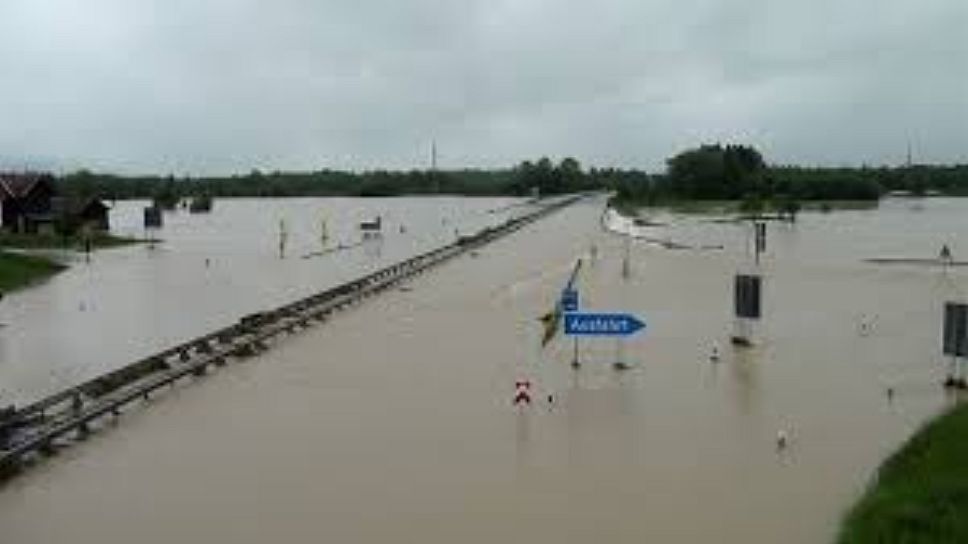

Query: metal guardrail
[[0, 195, 582, 480]]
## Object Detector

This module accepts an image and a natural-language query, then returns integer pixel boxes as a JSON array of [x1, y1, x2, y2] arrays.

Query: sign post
[[561, 289, 578, 312], [754, 221, 766, 266], [279, 219, 288, 259], [143, 206, 162, 249], [561, 289, 580, 367], [622, 235, 631, 279]]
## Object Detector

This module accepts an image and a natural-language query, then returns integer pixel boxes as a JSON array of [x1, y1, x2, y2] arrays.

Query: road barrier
[[0, 194, 584, 481]]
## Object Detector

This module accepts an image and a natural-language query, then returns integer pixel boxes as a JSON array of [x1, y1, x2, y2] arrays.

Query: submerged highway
[[0, 195, 957, 543]]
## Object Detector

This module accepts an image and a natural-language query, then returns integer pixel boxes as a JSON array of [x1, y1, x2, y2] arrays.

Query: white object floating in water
[[776, 429, 789, 450]]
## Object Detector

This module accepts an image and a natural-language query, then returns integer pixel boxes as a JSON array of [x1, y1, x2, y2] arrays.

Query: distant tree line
[[611, 144, 968, 206], [56, 158, 602, 202], [771, 164, 968, 198], [53, 149, 968, 205]]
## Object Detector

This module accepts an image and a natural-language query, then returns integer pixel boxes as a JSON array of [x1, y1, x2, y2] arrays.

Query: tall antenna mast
[[431, 140, 439, 193], [906, 138, 912, 168]]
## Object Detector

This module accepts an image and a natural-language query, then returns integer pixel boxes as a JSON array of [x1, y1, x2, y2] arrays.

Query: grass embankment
[[0, 251, 66, 291], [0, 232, 140, 292], [838, 402, 968, 543], [0, 231, 141, 250]]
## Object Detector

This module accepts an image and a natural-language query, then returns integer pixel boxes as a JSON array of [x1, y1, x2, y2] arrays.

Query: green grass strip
[[838, 402, 968, 543]]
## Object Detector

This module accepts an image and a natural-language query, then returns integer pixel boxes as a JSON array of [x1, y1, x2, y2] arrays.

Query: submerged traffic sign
[[564, 312, 646, 337], [561, 289, 579, 312]]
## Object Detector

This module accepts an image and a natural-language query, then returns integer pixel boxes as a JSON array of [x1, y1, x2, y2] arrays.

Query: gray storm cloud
[[0, 0, 965, 174]]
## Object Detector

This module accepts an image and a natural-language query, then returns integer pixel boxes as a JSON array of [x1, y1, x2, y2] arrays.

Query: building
[[0, 173, 56, 233], [0, 172, 109, 234], [52, 197, 110, 232]]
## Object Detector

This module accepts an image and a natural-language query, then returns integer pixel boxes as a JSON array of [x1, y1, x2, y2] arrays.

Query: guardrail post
[[77, 420, 90, 440]]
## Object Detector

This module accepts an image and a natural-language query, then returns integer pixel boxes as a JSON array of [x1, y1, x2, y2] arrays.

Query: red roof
[[0, 173, 53, 200]]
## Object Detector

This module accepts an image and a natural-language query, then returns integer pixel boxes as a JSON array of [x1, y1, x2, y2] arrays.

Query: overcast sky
[[1, 0, 966, 175]]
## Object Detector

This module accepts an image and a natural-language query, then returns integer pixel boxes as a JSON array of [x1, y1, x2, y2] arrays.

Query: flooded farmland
[[0, 196, 965, 543], [0, 196, 522, 405]]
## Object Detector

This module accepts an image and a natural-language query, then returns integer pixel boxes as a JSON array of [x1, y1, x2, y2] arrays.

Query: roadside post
[[143, 205, 162, 249], [732, 220, 766, 347], [754, 221, 766, 266], [561, 288, 580, 367], [622, 234, 631, 280], [279, 218, 288, 259]]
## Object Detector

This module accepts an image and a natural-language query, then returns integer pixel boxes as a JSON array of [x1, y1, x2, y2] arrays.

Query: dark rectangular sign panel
[[943, 302, 968, 356], [735, 274, 762, 319], [144, 206, 162, 228]]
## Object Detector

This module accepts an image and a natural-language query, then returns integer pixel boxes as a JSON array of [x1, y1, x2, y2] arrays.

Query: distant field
[[838, 402, 968, 543], [0, 251, 66, 292]]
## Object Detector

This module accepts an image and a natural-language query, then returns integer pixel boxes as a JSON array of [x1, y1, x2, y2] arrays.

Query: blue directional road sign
[[564, 312, 646, 337], [561, 289, 579, 312]]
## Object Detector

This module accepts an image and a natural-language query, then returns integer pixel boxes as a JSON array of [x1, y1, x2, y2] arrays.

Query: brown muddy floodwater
[[0, 196, 522, 405], [0, 196, 966, 543]]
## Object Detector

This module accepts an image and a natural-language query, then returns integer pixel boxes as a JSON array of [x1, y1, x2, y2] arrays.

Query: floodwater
[[0, 196, 522, 405], [0, 196, 966, 543]]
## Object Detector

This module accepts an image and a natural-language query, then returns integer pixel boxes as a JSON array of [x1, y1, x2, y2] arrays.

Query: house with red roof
[[0, 173, 109, 234], [0, 173, 56, 233]]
